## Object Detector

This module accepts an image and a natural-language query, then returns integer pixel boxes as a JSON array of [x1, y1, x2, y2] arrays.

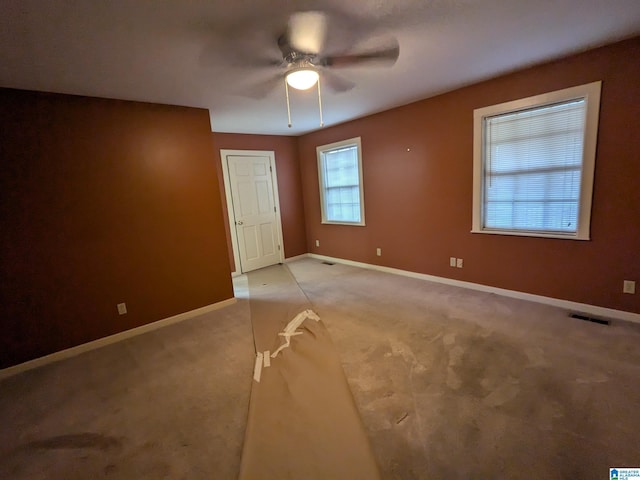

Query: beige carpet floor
[[0, 291, 254, 479], [1, 257, 640, 479], [287, 259, 640, 479]]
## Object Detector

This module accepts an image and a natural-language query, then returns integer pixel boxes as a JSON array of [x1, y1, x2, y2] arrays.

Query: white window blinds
[[320, 144, 362, 223], [482, 99, 587, 234]]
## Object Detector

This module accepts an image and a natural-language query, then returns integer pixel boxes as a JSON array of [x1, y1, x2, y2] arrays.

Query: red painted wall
[[298, 37, 640, 314], [212, 133, 307, 271], [0, 89, 234, 368]]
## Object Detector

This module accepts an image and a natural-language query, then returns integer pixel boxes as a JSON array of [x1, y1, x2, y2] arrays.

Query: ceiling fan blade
[[197, 16, 288, 69], [321, 70, 355, 93], [201, 48, 283, 69], [287, 11, 328, 54], [277, 33, 294, 58], [237, 73, 284, 99], [320, 39, 399, 68]]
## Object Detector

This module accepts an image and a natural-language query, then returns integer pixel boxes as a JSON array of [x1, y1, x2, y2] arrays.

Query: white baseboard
[[0, 297, 237, 381], [306, 254, 640, 324], [284, 254, 309, 263]]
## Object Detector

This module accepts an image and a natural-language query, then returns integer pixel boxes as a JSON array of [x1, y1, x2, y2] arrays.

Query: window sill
[[470, 228, 589, 241], [321, 221, 366, 227]]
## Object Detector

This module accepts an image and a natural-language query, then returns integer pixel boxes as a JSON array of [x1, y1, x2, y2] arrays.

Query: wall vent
[[569, 313, 610, 326]]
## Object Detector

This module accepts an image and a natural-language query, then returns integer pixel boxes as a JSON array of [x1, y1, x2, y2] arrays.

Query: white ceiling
[[1, 0, 639, 136]]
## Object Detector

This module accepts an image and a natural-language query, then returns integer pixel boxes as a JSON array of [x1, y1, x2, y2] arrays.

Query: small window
[[317, 137, 365, 225], [472, 81, 601, 240]]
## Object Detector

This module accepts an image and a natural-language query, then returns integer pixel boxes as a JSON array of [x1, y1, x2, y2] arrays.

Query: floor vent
[[322, 261, 335, 266], [569, 313, 610, 326]]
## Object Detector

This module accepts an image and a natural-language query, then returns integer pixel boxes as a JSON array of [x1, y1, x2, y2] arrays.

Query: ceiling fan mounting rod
[[285, 53, 315, 67]]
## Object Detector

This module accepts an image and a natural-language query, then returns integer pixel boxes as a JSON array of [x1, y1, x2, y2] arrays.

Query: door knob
[[236, 221, 244, 225]]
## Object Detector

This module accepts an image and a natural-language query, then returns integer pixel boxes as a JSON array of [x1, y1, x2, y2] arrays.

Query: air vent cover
[[569, 313, 610, 325]]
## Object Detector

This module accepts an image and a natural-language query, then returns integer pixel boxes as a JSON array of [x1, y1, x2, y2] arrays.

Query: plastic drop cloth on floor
[[239, 264, 381, 480]]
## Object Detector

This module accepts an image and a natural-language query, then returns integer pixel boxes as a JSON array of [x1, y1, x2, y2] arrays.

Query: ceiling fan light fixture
[[286, 68, 319, 90]]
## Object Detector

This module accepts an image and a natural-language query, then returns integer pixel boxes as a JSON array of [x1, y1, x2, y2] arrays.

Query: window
[[317, 137, 365, 225], [472, 81, 601, 240]]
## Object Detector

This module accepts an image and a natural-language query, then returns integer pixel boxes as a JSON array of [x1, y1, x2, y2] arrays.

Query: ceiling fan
[[237, 10, 400, 127], [275, 11, 399, 91]]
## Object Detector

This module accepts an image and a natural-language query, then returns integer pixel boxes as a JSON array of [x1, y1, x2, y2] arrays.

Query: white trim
[[219, 149, 285, 274], [0, 298, 237, 381], [306, 253, 640, 324], [316, 137, 366, 226], [467, 229, 590, 240], [220, 149, 242, 276], [284, 254, 309, 263], [472, 81, 602, 240]]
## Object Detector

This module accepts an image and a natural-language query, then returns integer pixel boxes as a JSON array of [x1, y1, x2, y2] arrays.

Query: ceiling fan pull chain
[[317, 76, 324, 127], [284, 79, 292, 128]]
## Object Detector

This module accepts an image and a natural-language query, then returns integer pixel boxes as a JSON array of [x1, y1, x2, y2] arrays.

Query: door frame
[[219, 149, 285, 275]]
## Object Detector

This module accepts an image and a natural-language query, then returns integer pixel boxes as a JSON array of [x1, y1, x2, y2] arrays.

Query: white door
[[222, 151, 283, 273]]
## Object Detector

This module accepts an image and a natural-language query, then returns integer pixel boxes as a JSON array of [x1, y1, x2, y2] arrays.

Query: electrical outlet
[[623, 280, 636, 294], [117, 303, 127, 315], [450, 257, 457, 267], [315, 239, 320, 247], [376, 248, 382, 256], [456, 258, 464, 268]]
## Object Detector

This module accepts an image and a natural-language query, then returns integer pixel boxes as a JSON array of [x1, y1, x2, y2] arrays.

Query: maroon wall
[[0, 89, 234, 368], [298, 37, 640, 314], [212, 132, 307, 271]]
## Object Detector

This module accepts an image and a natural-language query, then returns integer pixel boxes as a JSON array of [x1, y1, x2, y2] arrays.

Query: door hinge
[[274, 206, 276, 212], [278, 245, 281, 250], [269, 165, 272, 172]]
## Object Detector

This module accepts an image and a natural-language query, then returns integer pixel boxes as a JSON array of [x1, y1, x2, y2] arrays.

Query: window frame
[[471, 81, 602, 240], [316, 136, 366, 226]]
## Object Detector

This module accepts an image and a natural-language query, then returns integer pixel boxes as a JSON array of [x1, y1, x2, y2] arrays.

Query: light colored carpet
[[287, 258, 640, 479], [1, 257, 639, 479], [0, 293, 254, 480]]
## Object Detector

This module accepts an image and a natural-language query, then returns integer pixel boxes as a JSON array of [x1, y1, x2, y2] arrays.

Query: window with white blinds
[[317, 137, 365, 225], [472, 82, 601, 240]]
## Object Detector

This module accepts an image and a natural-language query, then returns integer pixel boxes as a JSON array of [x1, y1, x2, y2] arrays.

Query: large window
[[472, 82, 601, 240], [317, 137, 365, 225]]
